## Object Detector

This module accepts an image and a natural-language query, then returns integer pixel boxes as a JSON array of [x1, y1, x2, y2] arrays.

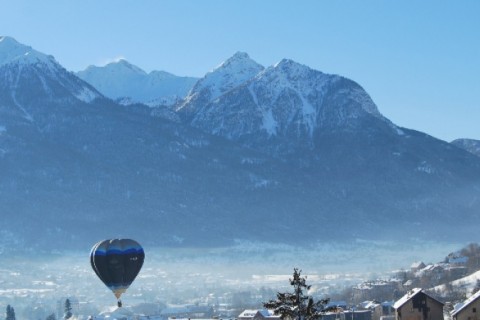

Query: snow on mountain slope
[[177, 52, 264, 115], [1, 40, 480, 251], [188, 57, 392, 152], [434, 270, 480, 296], [77, 60, 198, 106], [0, 36, 55, 68], [0, 36, 102, 108]]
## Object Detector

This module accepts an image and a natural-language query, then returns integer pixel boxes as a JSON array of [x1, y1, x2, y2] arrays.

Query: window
[[473, 308, 476, 313]]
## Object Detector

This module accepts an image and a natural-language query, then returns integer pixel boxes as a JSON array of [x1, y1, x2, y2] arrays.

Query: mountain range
[[76, 59, 198, 107], [1, 36, 480, 253]]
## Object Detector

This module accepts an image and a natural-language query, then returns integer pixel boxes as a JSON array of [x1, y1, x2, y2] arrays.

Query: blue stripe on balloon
[[92, 249, 143, 256], [104, 248, 143, 254], [122, 248, 144, 254], [94, 250, 107, 256], [104, 249, 124, 255]]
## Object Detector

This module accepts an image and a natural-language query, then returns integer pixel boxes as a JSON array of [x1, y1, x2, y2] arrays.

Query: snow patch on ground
[[299, 92, 316, 136], [261, 108, 278, 136], [75, 87, 99, 103], [241, 157, 265, 165], [249, 173, 277, 189], [11, 92, 33, 122], [248, 83, 259, 107], [434, 270, 480, 296], [416, 161, 435, 174]]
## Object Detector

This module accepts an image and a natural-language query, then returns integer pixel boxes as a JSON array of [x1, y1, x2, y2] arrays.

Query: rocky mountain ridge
[[452, 139, 480, 157], [77, 58, 198, 107], [1, 37, 480, 252]]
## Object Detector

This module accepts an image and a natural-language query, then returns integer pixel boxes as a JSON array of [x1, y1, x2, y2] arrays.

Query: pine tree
[[263, 268, 331, 320], [64, 299, 73, 320], [5, 305, 15, 320], [46, 313, 56, 320]]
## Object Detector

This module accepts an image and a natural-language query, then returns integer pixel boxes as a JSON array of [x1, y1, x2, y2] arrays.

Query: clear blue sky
[[1, 0, 479, 141]]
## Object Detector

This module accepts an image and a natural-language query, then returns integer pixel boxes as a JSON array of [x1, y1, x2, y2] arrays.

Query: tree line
[[5, 299, 73, 320]]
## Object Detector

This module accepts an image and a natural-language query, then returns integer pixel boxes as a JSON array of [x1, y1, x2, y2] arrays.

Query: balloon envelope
[[90, 239, 145, 299]]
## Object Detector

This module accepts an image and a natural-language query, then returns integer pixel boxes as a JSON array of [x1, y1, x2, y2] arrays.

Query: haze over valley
[[0, 16, 479, 318]]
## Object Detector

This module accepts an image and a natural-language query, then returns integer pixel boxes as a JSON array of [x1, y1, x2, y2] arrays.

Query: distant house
[[393, 288, 444, 320], [411, 262, 426, 273], [381, 301, 395, 317], [358, 300, 394, 320], [344, 310, 373, 320], [353, 280, 402, 302], [323, 310, 372, 320], [447, 253, 469, 266], [238, 309, 279, 320], [415, 264, 446, 282], [359, 301, 383, 320], [326, 301, 348, 310], [451, 289, 480, 320]]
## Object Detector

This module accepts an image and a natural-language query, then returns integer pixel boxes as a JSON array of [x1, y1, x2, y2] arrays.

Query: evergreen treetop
[[264, 268, 332, 320], [6, 305, 16, 320], [64, 298, 73, 320]]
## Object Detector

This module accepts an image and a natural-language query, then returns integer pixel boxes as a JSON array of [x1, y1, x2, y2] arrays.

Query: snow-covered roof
[[411, 261, 425, 269], [258, 309, 275, 317], [451, 290, 480, 316], [239, 310, 261, 318], [360, 301, 380, 309], [393, 288, 444, 309], [394, 288, 422, 309], [238, 309, 277, 319], [404, 280, 413, 286]]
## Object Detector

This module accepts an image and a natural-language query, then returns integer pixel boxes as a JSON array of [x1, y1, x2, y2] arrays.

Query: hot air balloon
[[90, 239, 145, 307]]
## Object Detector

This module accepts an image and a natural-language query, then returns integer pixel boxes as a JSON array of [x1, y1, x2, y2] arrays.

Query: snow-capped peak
[[270, 58, 317, 79], [0, 36, 103, 106], [273, 58, 300, 68], [77, 59, 198, 106], [210, 51, 263, 76], [0, 36, 55, 68], [186, 54, 392, 151], [110, 59, 147, 75], [215, 51, 253, 69], [258, 57, 383, 120], [185, 52, 264, 103], [81, 59, 147, 77], [253, 58, 327, 100]]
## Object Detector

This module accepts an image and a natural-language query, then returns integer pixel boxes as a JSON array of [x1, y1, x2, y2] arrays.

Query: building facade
[[393, 288, 444, 320], [452, 290, 480, 320]]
